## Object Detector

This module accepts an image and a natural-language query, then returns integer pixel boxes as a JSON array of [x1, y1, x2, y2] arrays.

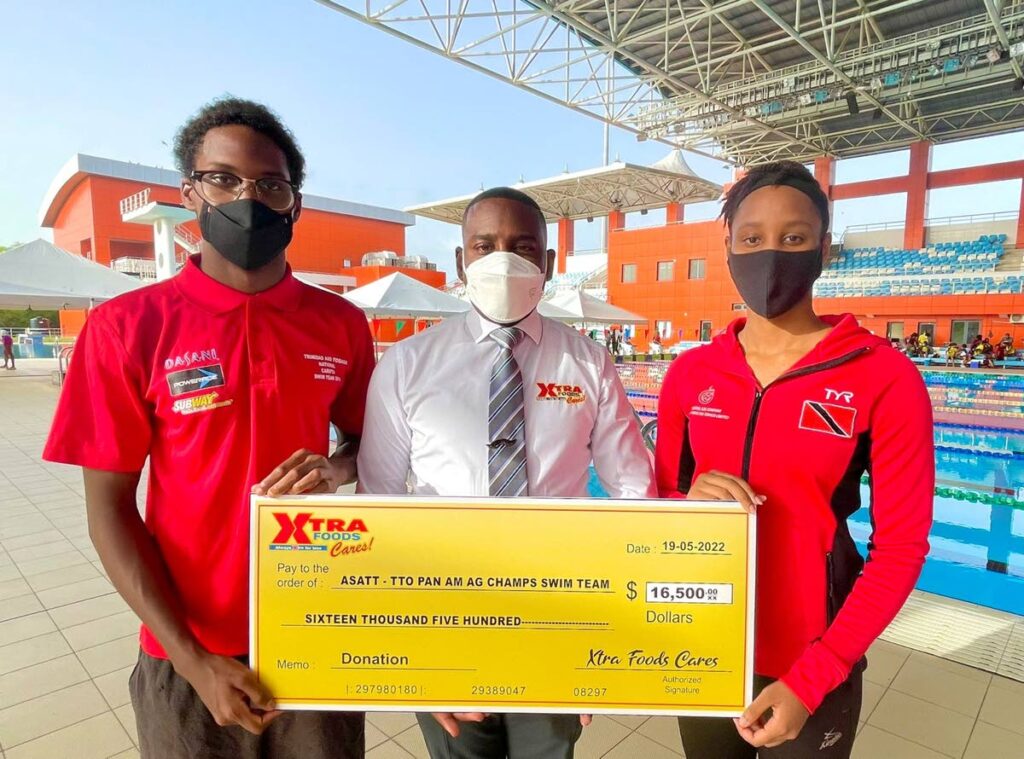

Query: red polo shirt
[[44, 256, 374, 658]]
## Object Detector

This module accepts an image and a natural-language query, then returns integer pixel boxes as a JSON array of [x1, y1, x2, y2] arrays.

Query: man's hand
[[432, 712, 488, 738], [580, 714, 592, 727], [734, 680, 810, 748], [174, 652, 281, 736], [688, 471, 765, 514], [253, 448, 355, 497]]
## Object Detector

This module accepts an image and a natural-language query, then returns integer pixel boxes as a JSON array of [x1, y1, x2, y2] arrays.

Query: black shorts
[[678, 669, 863, 759], [129, 650, 364, 759]]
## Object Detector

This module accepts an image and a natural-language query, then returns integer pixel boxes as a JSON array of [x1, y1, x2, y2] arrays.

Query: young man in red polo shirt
[[44, 98, 374, 759]]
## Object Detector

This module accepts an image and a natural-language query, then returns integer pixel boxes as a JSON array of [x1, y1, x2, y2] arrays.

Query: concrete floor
[[0, 366, 1021, 758]]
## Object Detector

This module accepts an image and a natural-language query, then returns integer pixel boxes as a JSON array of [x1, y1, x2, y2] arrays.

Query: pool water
[[587, 422, 1024, 616]]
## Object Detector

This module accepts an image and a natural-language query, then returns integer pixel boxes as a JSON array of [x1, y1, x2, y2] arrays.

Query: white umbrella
[[0, 239, 141, 308], [545, 290, 647, 325], [343, 272, 471, 319]]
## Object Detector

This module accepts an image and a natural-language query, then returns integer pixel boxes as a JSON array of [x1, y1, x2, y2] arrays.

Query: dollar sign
[[626, 580, 637, 601]]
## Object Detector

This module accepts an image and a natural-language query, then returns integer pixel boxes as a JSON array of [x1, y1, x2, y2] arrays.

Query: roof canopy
[[545, 290, 647, 325], [405, 150, 722, 224], [343, 272, 471, 319], [322, 1, 1024, 164], [0, 239, 141, 309]]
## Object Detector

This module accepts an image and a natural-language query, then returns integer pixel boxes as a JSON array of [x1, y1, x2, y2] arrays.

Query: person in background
[[649, 335, 663, 354], [1001, 332, 1014, 357], [946, 342, 959, 367], [357, 187, 655, 759], [43, 98, 373, 759], [960, 344, 973, 368], [1, 330, 14, 370], [917, 331, 931, 356], [655, 161, 933, 759]]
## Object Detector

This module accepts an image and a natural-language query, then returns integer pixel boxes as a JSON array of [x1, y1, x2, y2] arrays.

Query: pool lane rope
[[859, 474, 1024, 510]]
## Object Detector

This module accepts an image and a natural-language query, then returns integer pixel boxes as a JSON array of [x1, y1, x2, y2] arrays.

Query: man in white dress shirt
[[357, 187, 655, 759]]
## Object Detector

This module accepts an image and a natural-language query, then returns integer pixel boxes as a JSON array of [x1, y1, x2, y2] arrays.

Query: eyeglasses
[[189, 171, 298, 212]]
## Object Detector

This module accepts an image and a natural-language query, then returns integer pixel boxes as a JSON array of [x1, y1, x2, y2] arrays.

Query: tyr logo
[[825, 388, 854, 403]]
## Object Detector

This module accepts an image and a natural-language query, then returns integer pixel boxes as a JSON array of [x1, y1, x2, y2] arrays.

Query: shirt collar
[[174, 255, 304, 314], [467, 307, 544, 346]]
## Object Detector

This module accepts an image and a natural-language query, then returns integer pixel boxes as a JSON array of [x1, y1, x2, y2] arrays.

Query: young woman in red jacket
[[655, 161, 934, 758]]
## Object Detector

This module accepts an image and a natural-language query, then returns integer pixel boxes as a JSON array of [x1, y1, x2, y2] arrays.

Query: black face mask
[[199, 199, 293, 271], [727, 248, 823, 319]]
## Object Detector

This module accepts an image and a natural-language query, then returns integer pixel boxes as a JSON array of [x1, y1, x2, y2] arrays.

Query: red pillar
[[813, 156, 835, 231], [556, 218, 574, 274], [608, 210, 626, 231], [667, 202, 684, 224], [1017, 182, 1024, 249], [904, 141, 931, 250]]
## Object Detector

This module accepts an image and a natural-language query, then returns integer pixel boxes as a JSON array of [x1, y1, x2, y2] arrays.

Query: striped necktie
[[488, 327, 529, 496]]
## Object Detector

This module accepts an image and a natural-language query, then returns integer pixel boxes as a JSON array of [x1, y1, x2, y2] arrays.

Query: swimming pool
[[850, 424, 1024, 616], [588, 423, 1024, 615]]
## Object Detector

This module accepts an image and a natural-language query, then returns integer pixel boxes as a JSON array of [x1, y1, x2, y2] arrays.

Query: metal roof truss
[[315, 0, 1024, 165]]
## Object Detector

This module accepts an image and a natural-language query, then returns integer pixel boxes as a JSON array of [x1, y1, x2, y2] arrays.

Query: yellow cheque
[[250, 495, 756, 716]]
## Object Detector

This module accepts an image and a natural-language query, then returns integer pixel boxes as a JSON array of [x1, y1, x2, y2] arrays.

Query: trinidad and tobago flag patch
[[799, 400, 857, 438]]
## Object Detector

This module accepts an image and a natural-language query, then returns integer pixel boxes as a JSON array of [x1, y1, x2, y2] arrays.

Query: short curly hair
[[721, 160, 829, 234], [173, 97, 306, 188]]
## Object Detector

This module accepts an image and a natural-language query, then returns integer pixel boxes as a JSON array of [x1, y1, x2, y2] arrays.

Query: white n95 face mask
[[464, 251, 546, 324]]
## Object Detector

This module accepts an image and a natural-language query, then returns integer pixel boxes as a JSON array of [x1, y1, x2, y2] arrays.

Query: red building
[[608, 144, 1024, 348], [38, 155, 446, 334], [38, 153, 445, 287]]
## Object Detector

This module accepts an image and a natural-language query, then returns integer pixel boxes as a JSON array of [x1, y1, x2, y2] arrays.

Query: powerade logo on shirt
[[270, 512, 373, 557], [167, 364, 226, 397]]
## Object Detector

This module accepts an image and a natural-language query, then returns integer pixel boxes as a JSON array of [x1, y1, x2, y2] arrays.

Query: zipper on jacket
[[741, 390, 763, 481], [825, 551, 836, 625], [738, 347, 870, 483]]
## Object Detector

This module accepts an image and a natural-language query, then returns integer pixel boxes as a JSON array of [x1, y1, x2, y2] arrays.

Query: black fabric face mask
[[727, 248, 823, 319], [199, 199, 293, 271]]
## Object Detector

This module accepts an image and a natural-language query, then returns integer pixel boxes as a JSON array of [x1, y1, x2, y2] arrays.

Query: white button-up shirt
[[357, 309, 655, 498]]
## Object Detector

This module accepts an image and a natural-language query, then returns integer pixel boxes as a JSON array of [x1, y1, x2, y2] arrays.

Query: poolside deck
[[0, 364, 1021, 758]]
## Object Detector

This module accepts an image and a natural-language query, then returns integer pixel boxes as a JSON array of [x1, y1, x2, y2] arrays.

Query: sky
[[2, 0, 1022, 279]]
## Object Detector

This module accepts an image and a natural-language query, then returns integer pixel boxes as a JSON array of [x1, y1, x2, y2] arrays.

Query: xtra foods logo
[[536, 382, 586, 405], [270, 513, 373, 557]]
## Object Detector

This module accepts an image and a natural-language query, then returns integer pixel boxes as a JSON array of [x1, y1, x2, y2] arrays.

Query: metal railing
[[56, 346, 74, 387], [0, 326, 61, 338], [840, 210, 1019, 245], [815, 270, 1024, 298], [119, 188, 151, 217], [111, 258, 159, 277], [174, 224, 201, 254]]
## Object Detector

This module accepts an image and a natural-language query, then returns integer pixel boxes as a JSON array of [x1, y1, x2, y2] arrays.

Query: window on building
[[918, 322, 935, 342], [621, 263, 637, 283], [688, 259, 706, 280], [732, 303, 748, 311], [655, 320, 672, 339], [699, 321, 713, 341], [886, 322, 905, 340], [657, 261, 675, 281], [951, 320, 981, 345]]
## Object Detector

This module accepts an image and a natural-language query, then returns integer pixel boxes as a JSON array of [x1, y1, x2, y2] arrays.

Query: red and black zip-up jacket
[[655, 314, 934, 713]]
